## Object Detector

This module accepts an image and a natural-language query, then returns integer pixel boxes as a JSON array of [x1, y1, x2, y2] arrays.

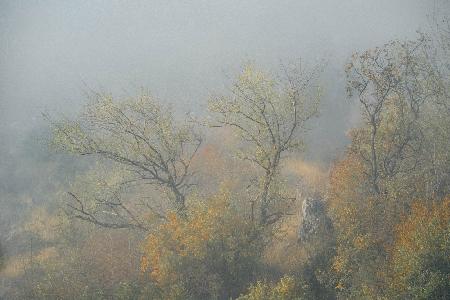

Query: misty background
[[0, 0, 449, 259]]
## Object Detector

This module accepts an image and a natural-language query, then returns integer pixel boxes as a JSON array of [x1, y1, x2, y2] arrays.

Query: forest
[[0, 2, 449, 300]]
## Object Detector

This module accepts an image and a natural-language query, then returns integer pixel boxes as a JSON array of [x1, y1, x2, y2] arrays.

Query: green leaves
[[49, 90, 202, 229], [208, 62, 321, 226]]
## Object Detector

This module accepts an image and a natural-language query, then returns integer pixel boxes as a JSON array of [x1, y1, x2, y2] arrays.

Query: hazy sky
[[0, 0, 448, 143]]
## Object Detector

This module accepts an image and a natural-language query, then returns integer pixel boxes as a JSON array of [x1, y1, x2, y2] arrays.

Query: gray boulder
[[298, 197, 331, 243]]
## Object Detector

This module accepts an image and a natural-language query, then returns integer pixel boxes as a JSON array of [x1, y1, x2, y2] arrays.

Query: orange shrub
[[141, 191, 264, 299], [388, 197, 450, 299]]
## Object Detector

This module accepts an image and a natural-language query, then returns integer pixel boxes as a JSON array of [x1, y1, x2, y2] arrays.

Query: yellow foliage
[[284, 158, 328, 193], [1, 255, 27, 278], [332, 255, 345, 273], [142, 197, 232, 281], [327, 153, 389, 297], [353, 235, 369, 250], [237, 275, 304, 300], [35, 247, 59, 263], [140, 191, 263, 299], [388, 197, 450, 298], [23, 207, 62, 242]]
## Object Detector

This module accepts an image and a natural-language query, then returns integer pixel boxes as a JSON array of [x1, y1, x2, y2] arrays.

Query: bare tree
[[208, 63, 321, 225], [424, 15, 450, 112], [49, 90, 202, 230], [346, 38, 443, 195]]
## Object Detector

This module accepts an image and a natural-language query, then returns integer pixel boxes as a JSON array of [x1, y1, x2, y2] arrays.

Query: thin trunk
[[174, 190, 187, 218], [260, 171, 272, 225], [370, 118, 380, 194], [260, 150, 281, 225]]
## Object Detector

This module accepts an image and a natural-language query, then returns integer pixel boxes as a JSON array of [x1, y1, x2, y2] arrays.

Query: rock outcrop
[[298, 197, 332, 243]]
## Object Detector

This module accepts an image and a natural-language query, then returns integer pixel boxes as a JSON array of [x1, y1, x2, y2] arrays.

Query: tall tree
[[330, 30, 450, 298], [208, 63, 321, 225], [346, 37, 442, 196]]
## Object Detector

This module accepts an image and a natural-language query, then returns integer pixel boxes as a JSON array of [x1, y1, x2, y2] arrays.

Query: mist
[[1, 1, 449, 299], [1, 0, 442, 175], [1, 1, 439, 126]]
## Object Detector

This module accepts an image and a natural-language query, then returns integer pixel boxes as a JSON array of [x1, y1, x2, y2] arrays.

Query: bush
[[236, 275, 310, 300], [388, 197, 450, 299], [141, 191, 264, 299]]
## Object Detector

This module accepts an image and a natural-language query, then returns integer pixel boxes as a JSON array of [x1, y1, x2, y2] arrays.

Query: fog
[[1, 1, 442, 130], [1, 1, 449, 298], [1, 0, 445, 169]]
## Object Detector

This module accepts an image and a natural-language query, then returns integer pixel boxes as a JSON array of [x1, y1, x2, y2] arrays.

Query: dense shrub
[[141, 192, 264, 299], [236, 275, 310, 300], [388, 198, 450, 299]]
